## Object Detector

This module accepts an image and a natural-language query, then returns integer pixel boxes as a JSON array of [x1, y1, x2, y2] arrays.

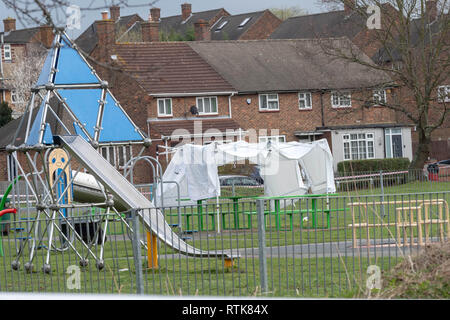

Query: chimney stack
[[39, 25, 54, 48], [142, 15, 160, 42], [101, 11, 109, 20], [344, 0, 356, 14], [95, 12, 116, 62], [425, 0, 438, 22], [150, 8, 161, 22], [3, 17, 16, 32], [181, 3, 192, 21], [194, 19, 210, 41], [110, 5, 121, 21]]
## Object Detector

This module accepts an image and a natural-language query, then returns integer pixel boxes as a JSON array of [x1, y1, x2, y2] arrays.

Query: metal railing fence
[[1, 191, 448, 297]]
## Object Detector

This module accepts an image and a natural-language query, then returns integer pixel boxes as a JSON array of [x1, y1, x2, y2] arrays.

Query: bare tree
[[270, 5, 308, 20], [316, 0, 449, 169], [4, 43, 47, 117], [1, 1, 158, 30]]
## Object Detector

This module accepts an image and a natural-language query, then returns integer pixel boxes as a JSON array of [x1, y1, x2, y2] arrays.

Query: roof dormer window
[[238, 17, 252, 28], [215, 20, 228, 31]]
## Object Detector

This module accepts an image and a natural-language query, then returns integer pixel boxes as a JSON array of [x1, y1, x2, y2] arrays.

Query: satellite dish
[[190, 106, 199, 115]]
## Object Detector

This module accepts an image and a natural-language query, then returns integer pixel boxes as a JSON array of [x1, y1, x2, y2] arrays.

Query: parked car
[[249, 165, 264, 184], [219, 175, 262, 187], [426, 159, 450, 181]]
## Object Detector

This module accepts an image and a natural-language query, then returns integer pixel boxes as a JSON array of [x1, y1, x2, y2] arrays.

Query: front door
[[385, 128, 403, 158], [392, 134, 403, 158]]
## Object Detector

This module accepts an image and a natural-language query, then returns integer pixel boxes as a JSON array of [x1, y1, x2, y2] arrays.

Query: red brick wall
[[230, 91, 397, 142], [231, 92, 322, 141], [240, 11, 282, 40], [0, 151, 8, 181], [0, 151, 35, 181], [323, 90, 396, 127], [148, 95, 231, 119]]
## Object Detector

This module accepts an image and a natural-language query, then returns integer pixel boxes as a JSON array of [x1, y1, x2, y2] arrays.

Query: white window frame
[[259, 93, 279, 111], [10, 90, 22, 104], [3, 44, 11, 61], [384, 128, 403, 158], [343, 133, 375, 160], [239, 17, 252, 28], [258, 135, 286, 145], [331, 91, 352, 108], [100, 145, 133, 169], [100, 146, 117, 168], [215, 20, 228, 31], [373, 89, 387, 105], [7, 154, 18, 181], [438, 85, 450, 103], [117, 145, 133, 169], [196, 96, 218, 115], [299, 92, 312, 109], [157, 98, 172, 117]]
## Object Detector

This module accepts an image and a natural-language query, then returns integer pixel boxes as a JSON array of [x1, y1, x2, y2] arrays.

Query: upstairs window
[[157, 98, 172, 117], [3, 44, 11, 61], [196, 96, 218, 115], [331, 91, 352, 108], [438, 85, 450, 103], [11, 90, 22, 104], [373, 89, 387, 105], [299, 92, 312, 109], [259, 93, 279, 111]]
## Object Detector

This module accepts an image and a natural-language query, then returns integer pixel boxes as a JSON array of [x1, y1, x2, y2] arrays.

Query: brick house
[[188, 40, 412, 169], [269, 0, 449, 162], [84, 13, 411, 172], [153, 3, 281, 41], [76, 3, 281, 48], [0, 11, 413, 182], [1, 18, 54, 118], [75, 8, 143, 55]]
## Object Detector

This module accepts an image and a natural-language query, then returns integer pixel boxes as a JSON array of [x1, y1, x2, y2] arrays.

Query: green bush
[[337, 158, 410, 174], [0, 101, 13, 127]]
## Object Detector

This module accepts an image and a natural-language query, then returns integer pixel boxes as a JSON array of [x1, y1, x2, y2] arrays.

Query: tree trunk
[[410, 128, 431, 170]]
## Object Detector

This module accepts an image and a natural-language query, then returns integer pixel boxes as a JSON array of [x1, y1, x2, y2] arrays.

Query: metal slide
[[57, 135, 238, 259]]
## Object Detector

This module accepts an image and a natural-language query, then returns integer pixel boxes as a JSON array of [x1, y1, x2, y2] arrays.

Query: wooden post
[[147, 231, 158, 269], [438, 202, 444, 242], [224, 258, 234, 268], [417, 206, 424, 246]]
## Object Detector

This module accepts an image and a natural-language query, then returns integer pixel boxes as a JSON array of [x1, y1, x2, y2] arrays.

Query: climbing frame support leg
[[147, 232, 158, 269]]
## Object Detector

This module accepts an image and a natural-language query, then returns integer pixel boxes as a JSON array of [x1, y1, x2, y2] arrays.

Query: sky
[[0, 0, 329, 38]]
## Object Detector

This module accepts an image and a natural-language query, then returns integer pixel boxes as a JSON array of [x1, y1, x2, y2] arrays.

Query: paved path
[[155, 237, 439, 260]]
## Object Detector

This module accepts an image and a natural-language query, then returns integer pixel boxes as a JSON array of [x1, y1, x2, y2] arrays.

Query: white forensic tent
[[154, 139, 336, 207]]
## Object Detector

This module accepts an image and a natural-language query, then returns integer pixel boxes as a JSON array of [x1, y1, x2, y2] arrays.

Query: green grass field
[[0, 179, 448, 297]]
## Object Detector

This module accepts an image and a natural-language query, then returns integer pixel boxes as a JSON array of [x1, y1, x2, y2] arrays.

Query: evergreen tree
[[0, 101, 13, 127]]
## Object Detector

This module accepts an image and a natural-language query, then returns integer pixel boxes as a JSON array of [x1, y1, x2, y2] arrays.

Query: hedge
[[337, 158, 411, 174]]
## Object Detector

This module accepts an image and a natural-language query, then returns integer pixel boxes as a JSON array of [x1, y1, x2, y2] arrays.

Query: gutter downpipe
[[320, 90, 325, 127], [0, 34, 4, 102], [228, 92, 236, 119]]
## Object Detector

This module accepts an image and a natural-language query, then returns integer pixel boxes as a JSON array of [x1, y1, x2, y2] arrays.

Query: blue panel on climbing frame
[[26, 101, 54, 146], [54, 36, 99, 85], [99, 92, 142, 142], [36, 47, 56, 87], [58, 89, 101, 139]]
